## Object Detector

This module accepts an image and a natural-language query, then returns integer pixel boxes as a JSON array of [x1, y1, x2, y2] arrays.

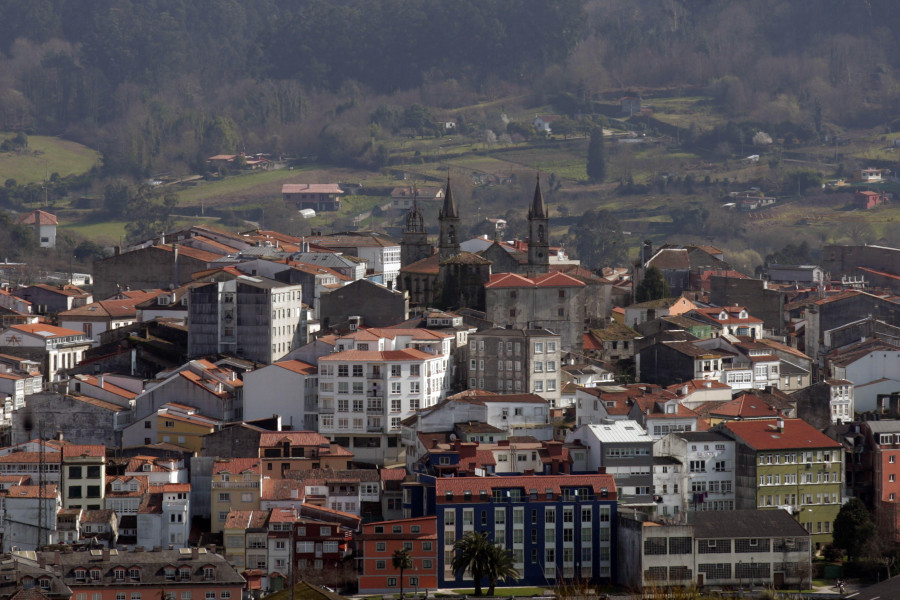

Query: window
[[376, 560, 386, 570], [376, 542, 386, 552]]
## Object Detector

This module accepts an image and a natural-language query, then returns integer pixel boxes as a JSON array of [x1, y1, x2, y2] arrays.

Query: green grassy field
[[0, 133, 99, 184]]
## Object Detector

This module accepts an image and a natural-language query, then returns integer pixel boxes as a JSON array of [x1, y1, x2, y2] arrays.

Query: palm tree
[[486, 543, 520, 596], [392, 547, 413, 599], [451, 531, 494, 596]]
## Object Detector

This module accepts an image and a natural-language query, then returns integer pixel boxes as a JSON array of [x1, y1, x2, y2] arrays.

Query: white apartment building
[[654, 431, 736, 514], [188, 273, 304, 364], [318, 348, 449, 465], [243, 359, 319, 431], [136, 483, 191, 548], [0, 323, 94, 381], [826, 379, 854, 424]]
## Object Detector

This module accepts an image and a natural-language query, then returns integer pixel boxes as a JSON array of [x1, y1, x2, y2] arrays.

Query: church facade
[[398, 177, 553, 310]]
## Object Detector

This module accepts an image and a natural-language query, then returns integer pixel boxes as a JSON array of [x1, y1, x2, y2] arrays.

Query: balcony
[[319, 406, 335, 414], [212, 481, 260, 489], [368, 425, 384, 432]]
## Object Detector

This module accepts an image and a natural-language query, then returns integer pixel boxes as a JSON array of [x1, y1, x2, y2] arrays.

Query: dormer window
[[129, 567, 141, 580], [739, 310, 748, 319], [719, 311, 728, 320], [39, 578, 50, 591], [142, 464, 151, 471], [180, 567, 191, 580], [203, 566, 216, 580], [90, 568, 101, 581], [114, 567, 125, 581], [164, 566, 176, 580], [74, 568, 87, 581]]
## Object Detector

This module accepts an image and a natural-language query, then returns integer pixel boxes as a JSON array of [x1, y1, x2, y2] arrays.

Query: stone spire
[[528, 174, 547, 219], [527, 174, 550, 273], [438, 176, 460, 262], [439, 176, 458, 219]]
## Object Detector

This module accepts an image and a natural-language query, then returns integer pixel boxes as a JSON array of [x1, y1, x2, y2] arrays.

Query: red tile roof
[[213, 458, 262, 475], [282, 184, 344, 195], [17, 209, 58, 226], [7, 484, 57, 499], [259, 431, 333, 447], [485, 272, 584, 288], [319, 348, 436, 362], [274, 360, 317, 376], [721, 418, 841, 450], [10, 323, 87, 338], [61, 445, 105, 458], [436, 474, 617, 499]]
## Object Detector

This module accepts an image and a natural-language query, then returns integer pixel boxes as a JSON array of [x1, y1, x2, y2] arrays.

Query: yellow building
[[211, 458, 263, 534], [154, 403, 218, 453]]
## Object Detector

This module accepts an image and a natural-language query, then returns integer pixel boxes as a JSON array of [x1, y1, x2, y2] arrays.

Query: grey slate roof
[[689, 509, 809, 539]]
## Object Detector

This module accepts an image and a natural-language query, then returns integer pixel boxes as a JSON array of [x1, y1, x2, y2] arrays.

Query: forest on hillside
[[2, 0, 900, 179]]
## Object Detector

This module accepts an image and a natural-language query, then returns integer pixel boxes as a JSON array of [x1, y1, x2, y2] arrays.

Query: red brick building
[[358, 516, 437, 594], [863, 421, 900, 540], [855, 189, 887, 210]]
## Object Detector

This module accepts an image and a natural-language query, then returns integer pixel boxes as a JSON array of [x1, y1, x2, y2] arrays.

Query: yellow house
[[154, 403, 218, 453], [211, 458, 262, 534]]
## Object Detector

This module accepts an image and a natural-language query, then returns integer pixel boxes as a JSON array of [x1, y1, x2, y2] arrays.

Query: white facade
[[826, 380, 854, 424], [654, 432, 736, 515], [574, 387, 623, 427], [652, 459, 684, 518], [318, 348, 449, 465], [243, 360, 318, 431], [2, 487, 61, 551], [833, 350, 900, 412], [136, 486, 191, 549], [0, 324, 93, 381]]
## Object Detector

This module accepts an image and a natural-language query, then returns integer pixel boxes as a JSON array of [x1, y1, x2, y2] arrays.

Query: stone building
[[465, 328, 562, 403]]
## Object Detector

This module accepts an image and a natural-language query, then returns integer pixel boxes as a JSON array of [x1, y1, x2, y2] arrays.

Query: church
[[397, 175, 557, 310]]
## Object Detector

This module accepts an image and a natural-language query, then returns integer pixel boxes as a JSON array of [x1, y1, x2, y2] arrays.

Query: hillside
[[0, 133, 99, 184]]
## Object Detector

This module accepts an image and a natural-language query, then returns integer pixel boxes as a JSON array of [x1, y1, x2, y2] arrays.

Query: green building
[[719, 418, 843, 549]]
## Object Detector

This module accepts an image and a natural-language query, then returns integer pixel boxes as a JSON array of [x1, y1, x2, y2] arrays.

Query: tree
[[392, 547, 413, 598], [552, 117, 577, 139], [451, 531, 494, 596], [586, 127, 606, 182], [833, 497, 875, 561], [636, 266, 671, 303], [566, 210, 626, 269], [485, 543, 520, 596]]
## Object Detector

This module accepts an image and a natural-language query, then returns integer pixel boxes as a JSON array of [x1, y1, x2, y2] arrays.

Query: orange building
[[358, 516, 437, 594]]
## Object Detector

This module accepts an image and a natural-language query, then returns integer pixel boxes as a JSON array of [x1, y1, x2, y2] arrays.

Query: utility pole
[[37, 419, 44, 549]]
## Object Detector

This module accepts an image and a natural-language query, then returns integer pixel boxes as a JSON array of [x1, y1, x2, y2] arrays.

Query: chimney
[[114, 246, 120, 256], [545, 440, 562, 457], [459, 442, 477, 459], [431, 439, 440, 449], [597, 467, 606, 474], [56, 431, 63, 442], [191, 546, 199, 560], [777, 418, 784, 432], [98, 374, 104, 388], [524, 469, 534, 476]]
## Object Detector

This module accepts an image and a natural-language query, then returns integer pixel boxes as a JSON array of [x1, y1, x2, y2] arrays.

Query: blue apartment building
[[422, 474, 618, 588]]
